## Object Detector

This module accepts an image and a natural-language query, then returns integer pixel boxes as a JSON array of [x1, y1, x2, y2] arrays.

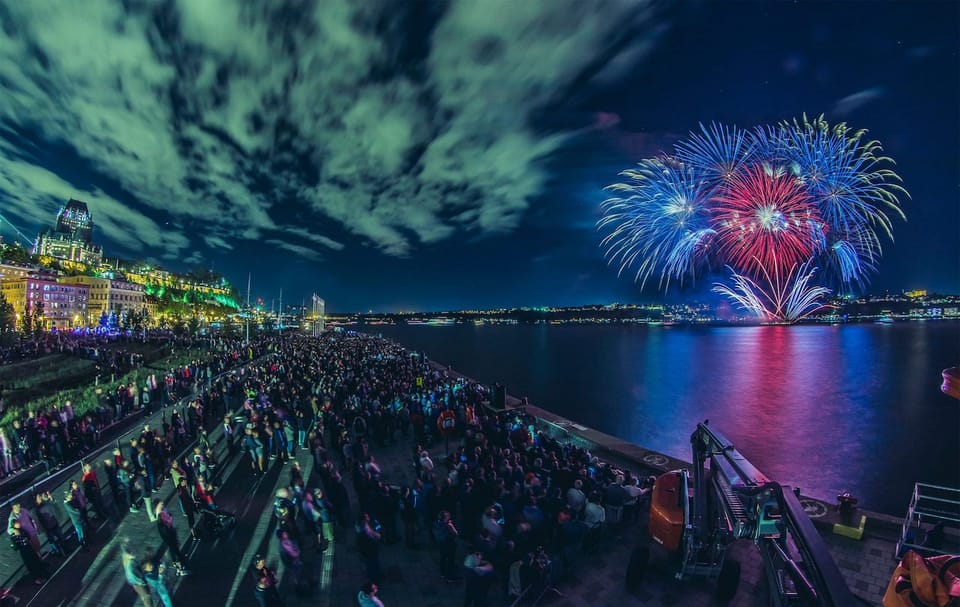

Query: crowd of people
[[226, 331, 652, 606], [4, 330, 652, 606], [0, 336, 270, 481], [3, 336, 275, 598]]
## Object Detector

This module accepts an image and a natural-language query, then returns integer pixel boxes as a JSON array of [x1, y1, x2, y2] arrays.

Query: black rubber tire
[[716, 558, 741, 601], [626, 542, 650, 590]]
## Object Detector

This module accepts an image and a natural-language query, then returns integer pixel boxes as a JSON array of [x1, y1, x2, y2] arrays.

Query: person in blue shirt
[[142, 553, 173, 607], [121, 543, 153, 607]]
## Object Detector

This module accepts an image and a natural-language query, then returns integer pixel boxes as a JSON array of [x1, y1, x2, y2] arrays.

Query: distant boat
[[875, 316, 894, 324], [407, 317, 456, 326]]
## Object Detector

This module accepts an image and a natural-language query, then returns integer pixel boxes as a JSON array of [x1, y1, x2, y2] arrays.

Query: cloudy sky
[[0, 0, 956, 312]]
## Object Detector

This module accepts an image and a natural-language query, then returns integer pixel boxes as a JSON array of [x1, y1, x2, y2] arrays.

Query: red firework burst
[[712, 165, 823, 277]]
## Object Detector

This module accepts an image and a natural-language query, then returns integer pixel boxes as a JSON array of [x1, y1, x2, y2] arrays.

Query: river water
[[361, 320, 960, 516]]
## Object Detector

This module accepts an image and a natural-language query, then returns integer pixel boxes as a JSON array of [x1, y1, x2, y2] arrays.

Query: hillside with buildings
[[0, 198, 240, 331]]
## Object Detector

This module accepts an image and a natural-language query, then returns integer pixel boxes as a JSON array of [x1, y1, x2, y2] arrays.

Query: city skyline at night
[[0, 1, 957, 312]]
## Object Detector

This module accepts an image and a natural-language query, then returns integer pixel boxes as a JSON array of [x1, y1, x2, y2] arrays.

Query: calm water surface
[[363, 321, 960, 516]]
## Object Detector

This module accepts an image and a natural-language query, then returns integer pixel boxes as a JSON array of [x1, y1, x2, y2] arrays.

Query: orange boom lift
[[631, 420, 856, 606]]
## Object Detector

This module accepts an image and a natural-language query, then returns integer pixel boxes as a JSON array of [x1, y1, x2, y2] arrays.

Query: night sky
[[0, 1, 956, 312]]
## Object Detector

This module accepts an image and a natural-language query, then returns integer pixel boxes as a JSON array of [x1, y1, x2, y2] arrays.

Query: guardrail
[[0, 351, 276, 591]]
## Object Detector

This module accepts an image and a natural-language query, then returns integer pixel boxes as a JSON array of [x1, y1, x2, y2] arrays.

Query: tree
[[131, 308, 148, 333], [32, 299, 46, 334], [120, 309, 134, 332], [0, 291, 15, 339], [220, 319, 239, 340], [1, 242, 33, 265], [172, 315, 187, 337], [20, 302, 33, 336], [186, 314, 201, 337]]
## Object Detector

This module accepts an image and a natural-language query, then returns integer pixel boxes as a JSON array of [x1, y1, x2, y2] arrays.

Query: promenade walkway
[[2, 364, 901, 607], [4, 415, 900, 607]]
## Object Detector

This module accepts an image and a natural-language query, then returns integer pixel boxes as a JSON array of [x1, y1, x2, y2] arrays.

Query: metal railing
[[1, 352, 275, 590], [896, 482, 960, 558]]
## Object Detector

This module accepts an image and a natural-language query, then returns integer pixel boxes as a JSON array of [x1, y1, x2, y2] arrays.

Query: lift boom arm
[[690, 421, 857, 607]]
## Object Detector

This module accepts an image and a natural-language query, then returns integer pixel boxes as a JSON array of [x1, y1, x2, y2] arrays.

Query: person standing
[[69, 479, 91, 527], [7, 503, 41, 556], [400, 486, 419, 549], [142, 553, 174, 607], [104, 458, 125, 511], [176, 478, 198, 539], [463, 552, 495, 607], [81, 463, 110, 520], [433, 510, 461, 582], [121, 543, 154, 607], [9, 521, 46, 585], [355, 513, 382, 584], [34, 492, 65, 557], [63, 490, 89, 551], [156, 507, 189, 574], [222, 415, 237, 457]]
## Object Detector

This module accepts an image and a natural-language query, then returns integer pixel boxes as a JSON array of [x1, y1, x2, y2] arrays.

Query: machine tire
[[716, 558, 741, 601], [625, 542, 650, 590]]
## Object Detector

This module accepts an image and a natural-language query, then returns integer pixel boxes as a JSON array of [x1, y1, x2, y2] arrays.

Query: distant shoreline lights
[[598, 116, 907, 323]]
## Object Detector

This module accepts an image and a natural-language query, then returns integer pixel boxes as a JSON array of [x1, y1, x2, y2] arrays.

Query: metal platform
[[896, 482, 960, 558]]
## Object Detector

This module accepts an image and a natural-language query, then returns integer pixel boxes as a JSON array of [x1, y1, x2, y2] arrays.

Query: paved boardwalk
[[5, 415, 900, 607]]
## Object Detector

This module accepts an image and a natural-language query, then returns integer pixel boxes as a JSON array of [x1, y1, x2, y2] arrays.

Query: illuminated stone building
[[59, 275, 144, 325], [0, 272, 88, 329], [0, 263, 32, 283], [34, 199, 103, 266]]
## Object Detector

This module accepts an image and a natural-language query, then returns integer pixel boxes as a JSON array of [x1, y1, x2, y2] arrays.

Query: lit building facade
[[0, 263, 32, 283], [34, 199, 103, 266], [0, 273, 88, 329], [59, 276, 144, 325]]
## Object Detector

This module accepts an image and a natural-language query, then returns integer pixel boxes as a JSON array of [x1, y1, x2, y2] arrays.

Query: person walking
[[251, 554, 283, 607], [278, 530, 303, 588], [142, 553, 174, 607], [121, 543, 154, 607], [156, 507, 189, 574]]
